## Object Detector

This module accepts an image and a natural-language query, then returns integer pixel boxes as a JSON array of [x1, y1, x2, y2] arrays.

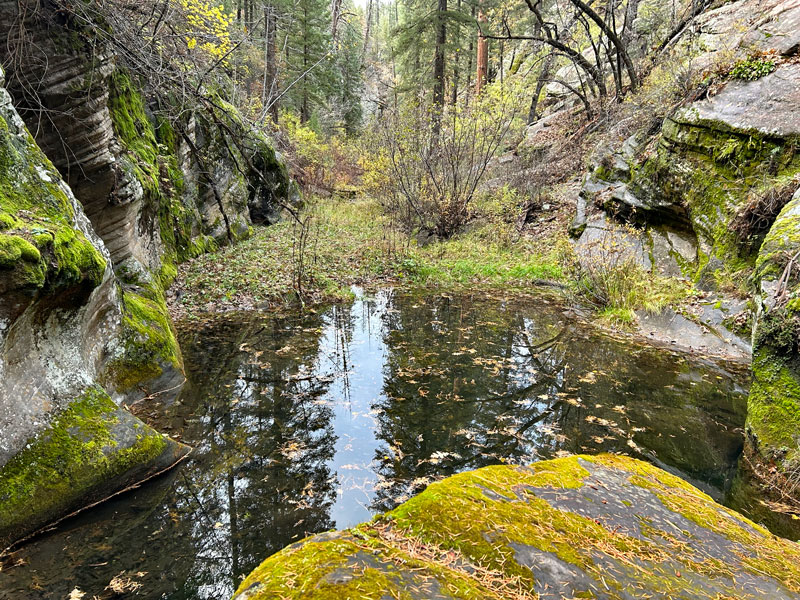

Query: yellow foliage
[[178, 0, 234, 61]]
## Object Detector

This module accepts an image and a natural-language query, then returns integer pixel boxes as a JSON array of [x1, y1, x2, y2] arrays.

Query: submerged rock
[[234, 454, 800, 600]]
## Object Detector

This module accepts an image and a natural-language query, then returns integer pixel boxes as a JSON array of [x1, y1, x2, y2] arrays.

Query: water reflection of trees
[[1, 293, 751, 600], [371, 295, 571, 511], [371, 294, 748, 512], [164, 313, 339, 598], [0, 312, 341, 600]]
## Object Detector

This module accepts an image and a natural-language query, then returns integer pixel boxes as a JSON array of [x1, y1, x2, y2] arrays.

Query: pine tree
[[393, 0, 477, 106], [334, 3, 365, 135], [283, 0, 335, 123]]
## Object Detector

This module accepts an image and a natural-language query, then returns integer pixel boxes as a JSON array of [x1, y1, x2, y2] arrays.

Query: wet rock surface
[[234, 455, 800, 600]]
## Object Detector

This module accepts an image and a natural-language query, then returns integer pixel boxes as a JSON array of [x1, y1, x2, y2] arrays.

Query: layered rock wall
[[0, 65, 189, 549], [0, 0, 292, 402], [0, 0, 292, 547]]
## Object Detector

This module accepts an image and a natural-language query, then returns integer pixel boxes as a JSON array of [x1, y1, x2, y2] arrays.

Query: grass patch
[[175, 195, 692, 325], [175, 196, 566, 315], [564, 225, 692, 324]]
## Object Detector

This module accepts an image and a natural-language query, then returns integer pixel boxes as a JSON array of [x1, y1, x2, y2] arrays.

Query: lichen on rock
[[234, 455, 800, 600]]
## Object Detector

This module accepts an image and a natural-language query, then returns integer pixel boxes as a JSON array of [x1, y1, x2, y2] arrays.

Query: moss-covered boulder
[[235, 455, 800, 600], [610, 62, 800, 287], [0, 386, 187, 548]]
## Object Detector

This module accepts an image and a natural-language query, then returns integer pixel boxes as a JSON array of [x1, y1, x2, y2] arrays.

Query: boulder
[[671, 63, 800, 140], [234, 455, 800, 600]]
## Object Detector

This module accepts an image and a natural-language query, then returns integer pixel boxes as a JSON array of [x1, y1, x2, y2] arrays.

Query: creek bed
[[0, 289, 759, 599]]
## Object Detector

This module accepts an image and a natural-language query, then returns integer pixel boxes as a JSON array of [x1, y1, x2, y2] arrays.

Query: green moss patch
[[386, 457, 667, 588], [634, 115, 800, 290], [0, 386, 169, 546], [747, 347, 800, 463], [104, 284, 183, 393], [234, 531, 514, 600], [0, 101, 107, 296], [236, 454, 800, 600]]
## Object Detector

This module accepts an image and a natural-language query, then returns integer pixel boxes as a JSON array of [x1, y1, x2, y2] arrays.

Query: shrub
[[372, 81, 526, 239], [732, 178, 800, 252], [729, 56, 777, 81]]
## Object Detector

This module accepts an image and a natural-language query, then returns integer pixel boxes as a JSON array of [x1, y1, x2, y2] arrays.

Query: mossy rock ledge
[[0, 386, 189, 549], [0, 66, 189, 550], [234, 455, 800, 600]]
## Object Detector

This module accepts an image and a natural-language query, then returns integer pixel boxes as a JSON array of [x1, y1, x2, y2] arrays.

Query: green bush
[[729, 57, 777, 81]]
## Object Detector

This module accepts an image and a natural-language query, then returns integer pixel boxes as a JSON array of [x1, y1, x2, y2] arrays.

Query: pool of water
[[0, 289, 753, 599]]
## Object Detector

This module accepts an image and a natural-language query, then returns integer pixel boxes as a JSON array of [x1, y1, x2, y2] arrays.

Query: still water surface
[[0, 289, 751, 599]]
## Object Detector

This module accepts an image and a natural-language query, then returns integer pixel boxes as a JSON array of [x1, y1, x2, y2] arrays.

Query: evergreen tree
[[392, 0, 477, 106], [334, 4, 365, 135], [283, 0, 336, 122]]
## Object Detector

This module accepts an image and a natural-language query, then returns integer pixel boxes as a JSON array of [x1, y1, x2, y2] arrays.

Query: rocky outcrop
[[0, 0, 293, 402], [0, 66, 188, 549], [747, 187, 800, 477], [234, 454, 800, 600], [575, 0, 800, 277], [564, 0, 800, 492], [0, 0, 291, 549]]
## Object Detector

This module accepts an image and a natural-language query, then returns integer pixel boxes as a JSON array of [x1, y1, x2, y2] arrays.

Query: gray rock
[[673, 63, 800, 139], [636, 305, 751, 362], [0, 76, 188, 549], [575, 214, 652, 271], [234, 455, 800, 600], [743, 1, 800, 56]]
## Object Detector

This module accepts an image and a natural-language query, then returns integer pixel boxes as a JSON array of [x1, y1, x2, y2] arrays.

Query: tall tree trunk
[[475, 11, 488, 94], [499, 38, 504, 86], [264, 5, 278, 122], [432, 0, 447, 135], [465, 1, 475, 105], [451, 0, 462, 105], [331, 0, 343, 44], [361, 0, 373, 67], [432, 0, 447, 107], [301, 5, 310, 123]]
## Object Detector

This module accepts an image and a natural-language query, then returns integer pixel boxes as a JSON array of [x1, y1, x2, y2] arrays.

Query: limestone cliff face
[[0, 66, 189, 549]]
